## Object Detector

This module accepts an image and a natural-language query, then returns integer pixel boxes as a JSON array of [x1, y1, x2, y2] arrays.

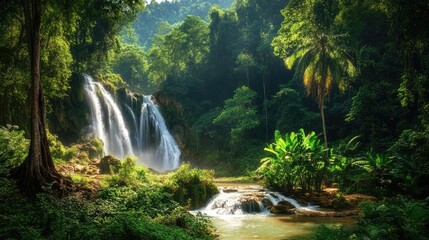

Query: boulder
[[261, 198, 274, 208], [270, 200, 296, 214], [99, 155, 121, 174]]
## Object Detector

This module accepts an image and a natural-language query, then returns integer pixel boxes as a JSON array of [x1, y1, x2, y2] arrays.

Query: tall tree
[[12, 0, 65, 196], [272, 0, 355, 154]]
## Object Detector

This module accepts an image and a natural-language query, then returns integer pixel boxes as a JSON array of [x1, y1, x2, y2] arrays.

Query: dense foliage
[[1, 0, 429, 238], [257, 129, 327, 192], [0, 150, 217, 240], [312, 197, 429, 240], [164, 163, 218, 209], [132, 0, 234, 49]]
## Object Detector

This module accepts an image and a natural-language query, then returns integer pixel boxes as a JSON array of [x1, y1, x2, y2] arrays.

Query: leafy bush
[[257, 129, 327, 192], [99, 155, 122, 174], [0, 164, 216, 240], [329, 136, 401, 196], [312, 197, 429, 240], [107, 155, 149, 187], [357, 197, 429, 240], [312, 224, 353, 240], [157, 208, 215, 239], [0, 125, 28, 167], [390, 129, 429, 197], [164, 163, 218, 209]]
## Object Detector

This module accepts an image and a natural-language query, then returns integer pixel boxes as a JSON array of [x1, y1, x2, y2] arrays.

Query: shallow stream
[[196, 184, 355, 240]]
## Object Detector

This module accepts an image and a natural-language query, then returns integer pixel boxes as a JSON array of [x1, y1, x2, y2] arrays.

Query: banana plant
[[257, 129, 327, 192]]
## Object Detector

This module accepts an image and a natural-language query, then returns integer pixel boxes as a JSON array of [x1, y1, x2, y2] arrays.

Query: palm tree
[[285, 33, 355, 155]]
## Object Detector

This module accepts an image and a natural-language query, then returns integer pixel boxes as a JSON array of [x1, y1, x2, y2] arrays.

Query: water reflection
[[210, 214, 354, 240]]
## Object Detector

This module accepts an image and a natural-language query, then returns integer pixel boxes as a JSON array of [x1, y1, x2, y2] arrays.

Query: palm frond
[[285, 46, 310, 69]]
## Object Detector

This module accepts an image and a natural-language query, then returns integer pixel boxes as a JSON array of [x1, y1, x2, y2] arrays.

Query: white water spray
[[201, 186, 317, 216]]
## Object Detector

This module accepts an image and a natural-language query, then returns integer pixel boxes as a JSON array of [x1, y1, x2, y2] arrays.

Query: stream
[[195, 184, 355, 240]]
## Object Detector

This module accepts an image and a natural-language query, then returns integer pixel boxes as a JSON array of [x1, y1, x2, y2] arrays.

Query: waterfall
[[82, 74, 181, 171]]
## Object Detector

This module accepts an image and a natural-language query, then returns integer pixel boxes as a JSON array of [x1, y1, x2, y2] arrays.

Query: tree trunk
[[11, 0, 66, 197], [319, 97, 329, 159], [245, 67, 250, 87], [262, 74, 268, 141]]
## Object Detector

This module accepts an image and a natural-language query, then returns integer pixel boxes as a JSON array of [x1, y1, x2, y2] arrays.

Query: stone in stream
[[223, 188, 239, 193], [261, 198, 274, 208], [270, 200, 296, 214]]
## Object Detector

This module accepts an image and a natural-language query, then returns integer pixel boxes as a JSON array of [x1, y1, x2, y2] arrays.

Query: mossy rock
[[99, 155, 121, 174], [76, 137, 104, 160]]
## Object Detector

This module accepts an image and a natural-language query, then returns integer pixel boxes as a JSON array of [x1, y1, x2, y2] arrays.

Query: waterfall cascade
[[201, 185, 317, 216], [82, 74, 180, 171]]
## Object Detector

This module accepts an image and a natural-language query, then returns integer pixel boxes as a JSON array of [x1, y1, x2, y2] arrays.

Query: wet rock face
[[241, 196, 263, 213], [49, 74, 92, 144]]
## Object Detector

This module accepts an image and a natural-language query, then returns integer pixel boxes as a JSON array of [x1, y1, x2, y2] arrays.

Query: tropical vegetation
[[1, 0, 429, 239]]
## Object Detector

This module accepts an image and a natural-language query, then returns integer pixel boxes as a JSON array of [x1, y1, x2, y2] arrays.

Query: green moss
[[99, 155, 121, 174]]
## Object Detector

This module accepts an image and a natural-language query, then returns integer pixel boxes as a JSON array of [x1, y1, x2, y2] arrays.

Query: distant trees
[[111, 45, 151, 94], [148, 16, 209, 86], [133, 0, 234, 48], [213, 86, 259, 152]]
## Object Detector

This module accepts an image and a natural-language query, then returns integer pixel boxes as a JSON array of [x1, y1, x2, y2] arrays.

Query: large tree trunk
[[11, 0, 65, 196]]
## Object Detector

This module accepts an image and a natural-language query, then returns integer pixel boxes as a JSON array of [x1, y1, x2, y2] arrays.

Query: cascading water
[[82, 74, 180, 171], [201, 185, 317, 216], [198, 185, 351, 240]]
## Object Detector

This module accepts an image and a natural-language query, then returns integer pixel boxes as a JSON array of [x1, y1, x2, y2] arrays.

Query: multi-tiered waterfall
[[82, 74, 180, 171]]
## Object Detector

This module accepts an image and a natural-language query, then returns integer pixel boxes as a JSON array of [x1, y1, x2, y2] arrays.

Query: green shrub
[[157, 208, 215, 239], [257, 129, 327, 192], [47, 131, 68, 163], [70, 173, 91, 188], [106, 155, 149, 187], [101, 213, 198, 240], [358, 197, 429, 240], [164, 163, 218, 209], [312, 224, 353, 240], [0, 169, 215, 240], [99, 155, 122, 174], [0, 125, 28, 167]]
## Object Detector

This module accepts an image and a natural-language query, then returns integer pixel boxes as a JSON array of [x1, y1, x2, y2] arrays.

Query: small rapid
[[196, 184, 353, 240], [200, 185, 317, 216]]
